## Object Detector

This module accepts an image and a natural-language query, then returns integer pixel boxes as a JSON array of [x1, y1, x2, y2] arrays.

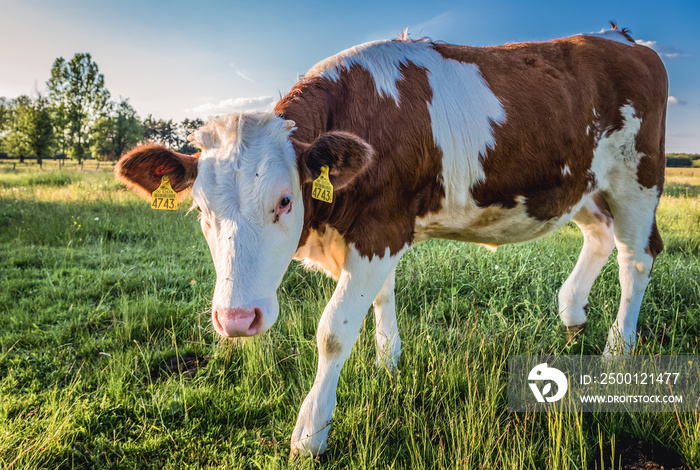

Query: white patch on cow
[[291, 244, 406, 456], [589, 104, 643, 188], [562, 164, 572, 176], [191, 113, 304, 336], [427, 58, 506, 206], [307, 39, 432, 103], [586, 125, 591, 135], [583, 28, 635, 45], [307, 39, 505, 203], [589, 103, 660, 355]]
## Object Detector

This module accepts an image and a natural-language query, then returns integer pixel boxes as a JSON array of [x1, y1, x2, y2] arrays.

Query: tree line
[[666, 153, 700, 168], [0, 53, 203, 164]]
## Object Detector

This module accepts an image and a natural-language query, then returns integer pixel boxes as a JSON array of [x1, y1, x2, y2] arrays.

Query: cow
[[115, 25, 668, 456]]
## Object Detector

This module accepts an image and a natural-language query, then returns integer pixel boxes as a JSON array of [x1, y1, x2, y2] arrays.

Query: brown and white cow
[[115, 26, 667, 456]]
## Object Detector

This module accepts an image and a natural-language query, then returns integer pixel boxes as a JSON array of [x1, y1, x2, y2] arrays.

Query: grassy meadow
[[0, 163, 698, 469]]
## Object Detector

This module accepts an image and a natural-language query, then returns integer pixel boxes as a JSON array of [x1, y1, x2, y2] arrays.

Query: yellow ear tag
[[311, 165, 333, 203], [151, 176, 178, 210]]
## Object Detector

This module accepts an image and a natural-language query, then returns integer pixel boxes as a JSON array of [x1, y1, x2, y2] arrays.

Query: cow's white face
[[190, 114, 304, 337], [115, 112, 373, 339]]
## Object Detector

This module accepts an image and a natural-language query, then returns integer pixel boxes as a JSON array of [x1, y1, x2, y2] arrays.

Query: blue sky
[[1, 0, 698, 152]]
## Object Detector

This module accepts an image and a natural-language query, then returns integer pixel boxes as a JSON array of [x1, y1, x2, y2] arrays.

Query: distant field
[[665, 167, 700, 197], [0, 165, 698, 469], [0, 159, 108, 172]]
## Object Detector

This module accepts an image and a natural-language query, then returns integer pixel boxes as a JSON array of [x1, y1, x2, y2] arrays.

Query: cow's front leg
[[291, 247, 404, 456]]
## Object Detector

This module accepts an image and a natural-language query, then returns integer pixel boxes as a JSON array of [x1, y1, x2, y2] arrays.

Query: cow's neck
[[275, 65, 445, 262], [275, 77, 360, 268]]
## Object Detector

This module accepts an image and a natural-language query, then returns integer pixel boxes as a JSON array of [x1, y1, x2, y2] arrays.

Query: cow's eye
[[275, 194, 293, 220]]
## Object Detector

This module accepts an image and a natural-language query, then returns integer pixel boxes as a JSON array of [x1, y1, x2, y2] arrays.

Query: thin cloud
[[636, 39, 689, 59], [230, 63, 255, 83], [668, 96, 688, 106], [188, 96, 276, 115], [235, 70, 255, 83]]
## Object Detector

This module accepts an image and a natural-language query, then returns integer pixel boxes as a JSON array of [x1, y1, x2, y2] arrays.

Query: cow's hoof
[[566, 322, 587, 341], [290, 425, 329, 457]]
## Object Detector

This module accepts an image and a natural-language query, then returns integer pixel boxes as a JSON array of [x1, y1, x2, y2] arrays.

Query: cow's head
[[115, 112, 372, 337]]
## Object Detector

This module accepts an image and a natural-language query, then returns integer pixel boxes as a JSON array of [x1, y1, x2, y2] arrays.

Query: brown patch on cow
[[278, 62, 445, 259], [295, 226, 348, 280], [115, 143, 199, 200], [433, 35, 666, 222], [591, 192, 614, 226], [636, 155, 659, 189], [646, 220, 664, 260], [321, 333, 343, 357], [635, 106, 668, 197]]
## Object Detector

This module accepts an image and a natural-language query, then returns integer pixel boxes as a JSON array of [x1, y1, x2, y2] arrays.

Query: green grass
[[1, 165, 699, 469]]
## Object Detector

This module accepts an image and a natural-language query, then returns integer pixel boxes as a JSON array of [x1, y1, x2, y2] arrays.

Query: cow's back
[[277, 33, 668, 255]]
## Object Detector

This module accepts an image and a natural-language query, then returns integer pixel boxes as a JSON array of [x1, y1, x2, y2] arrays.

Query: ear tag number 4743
[[312, 166, 333, 203], [151, 176, 178, 210]]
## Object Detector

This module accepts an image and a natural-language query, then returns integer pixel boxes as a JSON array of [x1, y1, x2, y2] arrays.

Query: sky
[[1, 0, 699, 152]]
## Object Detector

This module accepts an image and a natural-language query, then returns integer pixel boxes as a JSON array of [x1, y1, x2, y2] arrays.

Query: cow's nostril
[[249, 307, 263, 334], [212, 308, 227, 336]]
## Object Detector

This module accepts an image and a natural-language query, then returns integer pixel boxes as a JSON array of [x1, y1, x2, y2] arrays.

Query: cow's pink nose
[[212, 307, 263, 337]]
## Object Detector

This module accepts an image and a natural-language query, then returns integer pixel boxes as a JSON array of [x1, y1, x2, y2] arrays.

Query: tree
[[51, 102, 70, 156], [0, 97, 11, 152], [142, 115, 180, 149], [47, 53, 110, 163], [0, 96, 33, 163], [0, 95, 55, 163], [0, 97, 11, 132], [178, 117, 205, 154], [27, 96, 55, 164], [91, 99, 143, 160]]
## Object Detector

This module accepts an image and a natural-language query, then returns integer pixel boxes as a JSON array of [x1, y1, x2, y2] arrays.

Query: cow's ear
[[115, 143, 199, 200], [294, 132, 373, 189]]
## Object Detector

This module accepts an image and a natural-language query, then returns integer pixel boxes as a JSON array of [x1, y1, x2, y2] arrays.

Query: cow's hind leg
[[559, 195, 616, 336], [373, 269, 401, 373], [599, 105, 665, 355], [603, 204, 662, 355]]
